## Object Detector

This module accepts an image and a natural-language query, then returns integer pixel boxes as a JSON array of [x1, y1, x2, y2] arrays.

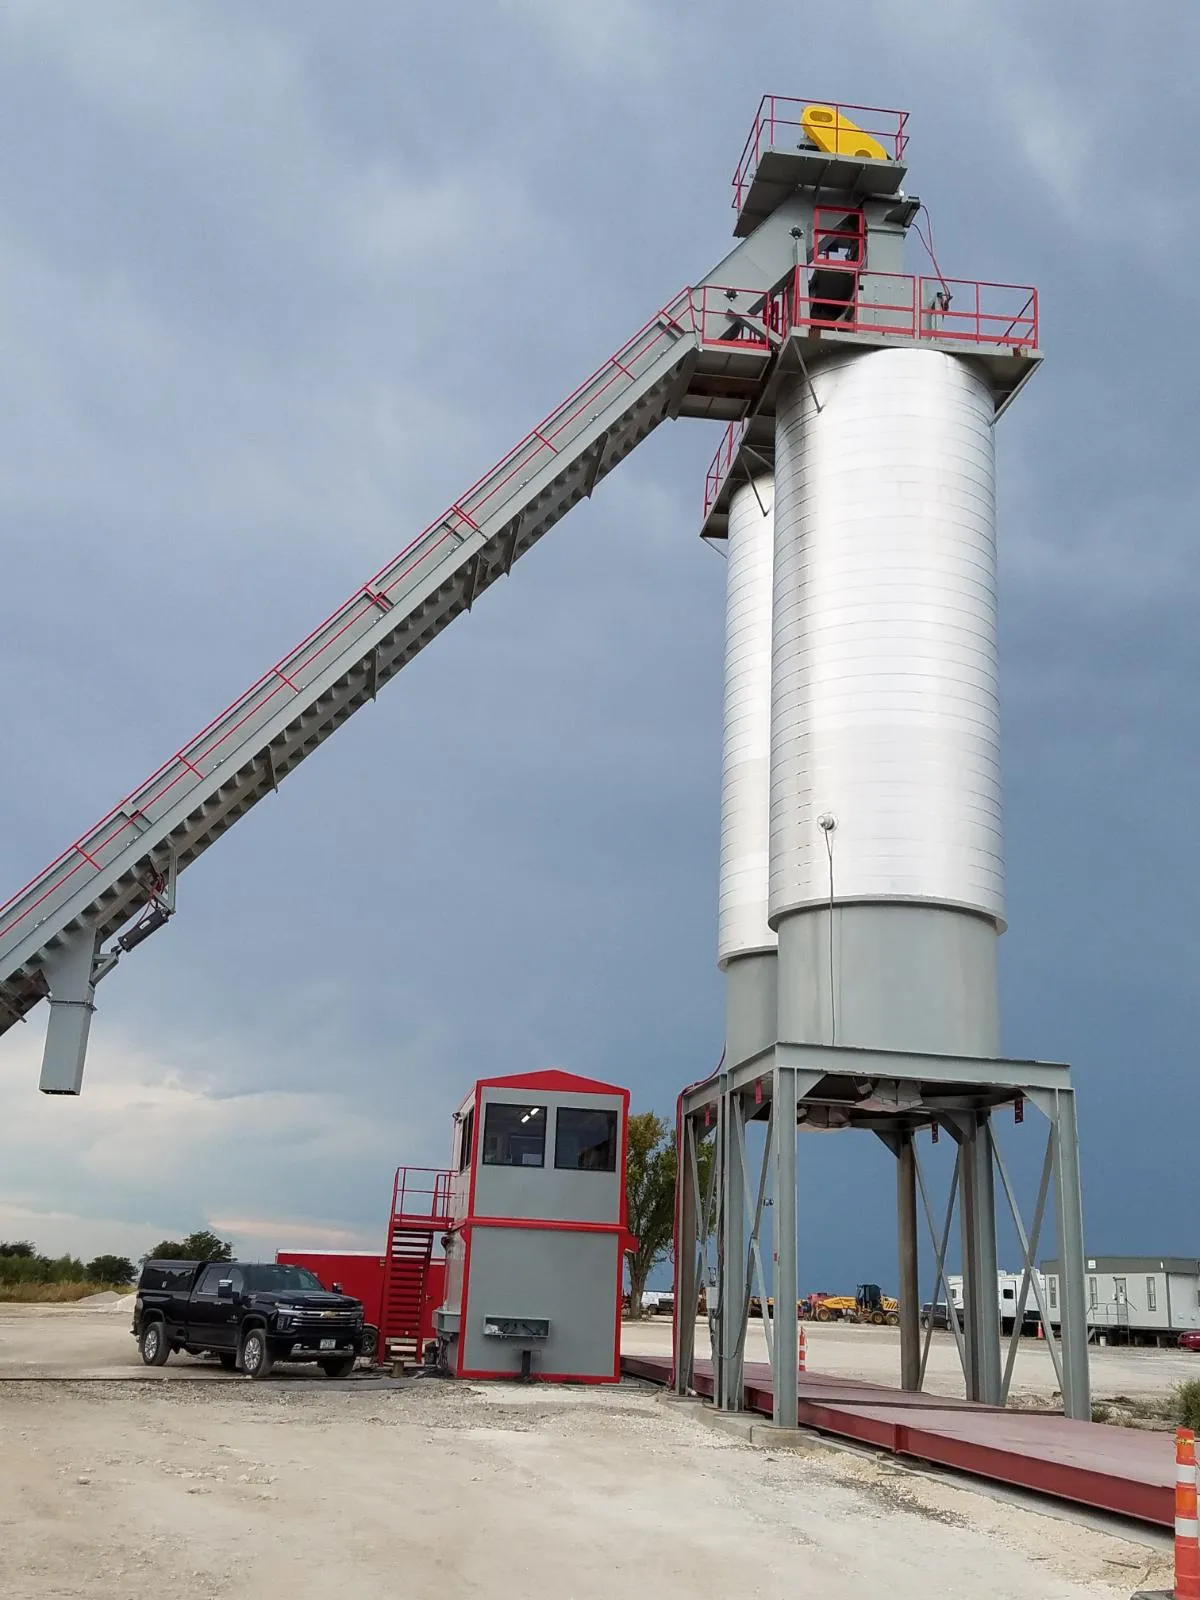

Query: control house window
[[1148, 1277, 1157, 1312], [482, 1102, 546, 1168], [555, 1107, 618, 1172], [458, 1107, 475, 1172]]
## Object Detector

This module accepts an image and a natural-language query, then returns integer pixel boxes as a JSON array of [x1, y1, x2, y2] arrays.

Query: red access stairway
[[379, 1167, 451, 1366]]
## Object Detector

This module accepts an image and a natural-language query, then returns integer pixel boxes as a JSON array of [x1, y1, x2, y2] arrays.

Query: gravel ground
[[0, 1369, 1170, 1599]]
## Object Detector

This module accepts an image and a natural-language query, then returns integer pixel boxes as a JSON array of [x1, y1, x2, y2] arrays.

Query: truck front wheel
[[241, 1328, 274, 1380], [320, 1355, 357, 1379], [139, 1319, 170, 1367]]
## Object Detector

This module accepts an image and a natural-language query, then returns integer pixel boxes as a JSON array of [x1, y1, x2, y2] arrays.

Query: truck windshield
[[244, 1265, 324, 1292]]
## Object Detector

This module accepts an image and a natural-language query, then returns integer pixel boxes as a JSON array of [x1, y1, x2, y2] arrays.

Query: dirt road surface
[[0, 1306, 1175, 1599]]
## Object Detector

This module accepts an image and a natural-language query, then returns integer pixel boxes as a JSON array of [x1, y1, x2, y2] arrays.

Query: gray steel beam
[[955, 1112, 1001, 1405], [896, 1132, 921, 1391], [719, 1090, 747, 1411], [672, 1113, 700, 1397], [685, 1043, 1073, 1112], [1049, 1088, 1091, 1420], [775, 1042, 1072, 1092], [770, 1065, 798, 1427]]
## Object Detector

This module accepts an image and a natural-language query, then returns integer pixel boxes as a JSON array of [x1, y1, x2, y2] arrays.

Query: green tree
[[143, 1229, 232, 1263], [85, 1255, 136, 1285], [622, 1113, 679, 1318], [0, 1241, 36, 1258]]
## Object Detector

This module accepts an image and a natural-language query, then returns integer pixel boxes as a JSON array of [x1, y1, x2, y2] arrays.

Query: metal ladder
[[0, 200, 804, 1092]]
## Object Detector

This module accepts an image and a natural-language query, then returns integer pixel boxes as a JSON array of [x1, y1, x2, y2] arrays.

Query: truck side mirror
[[217, 1280, 233, 1300], [331, 1282, 343, 1294]]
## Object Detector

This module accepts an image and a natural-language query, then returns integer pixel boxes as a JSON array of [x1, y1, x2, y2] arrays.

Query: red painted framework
[[449, 1068, 634, 1384]]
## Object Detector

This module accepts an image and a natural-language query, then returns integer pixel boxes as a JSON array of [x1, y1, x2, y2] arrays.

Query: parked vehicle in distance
[[1178, 1330, 1200, 1352], [133, 1259, 365, 1379], [920, 1301, 957, 1331]]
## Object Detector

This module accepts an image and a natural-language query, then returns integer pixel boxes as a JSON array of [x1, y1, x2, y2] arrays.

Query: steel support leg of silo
[[771, 1066, 797, 1427], [1050, 1087, 1091, 1420], [38, 929, 104, 1095], [897, 1132, 921, 1391], [673, 1113, 701, 1397], [719, 1087, 748, 1411], [957, 1111, 1002, 1405]]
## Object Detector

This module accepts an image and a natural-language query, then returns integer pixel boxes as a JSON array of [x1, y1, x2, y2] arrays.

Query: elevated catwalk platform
[[622, 1352, 1173, 1529]]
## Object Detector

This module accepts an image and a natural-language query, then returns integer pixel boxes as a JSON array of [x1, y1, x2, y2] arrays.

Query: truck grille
[[290, 1310, 359, 1330]]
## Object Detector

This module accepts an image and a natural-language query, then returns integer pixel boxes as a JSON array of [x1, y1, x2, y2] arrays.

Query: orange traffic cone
[[797, 1324, 807, 1376], [1176, 1429, 1200, 1600]]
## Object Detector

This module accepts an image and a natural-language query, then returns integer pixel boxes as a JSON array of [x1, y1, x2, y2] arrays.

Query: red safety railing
[[391, 1166, 452, 1226], [702, 267, 1037, 520], [687, 285, 774, 353], [733, 95, 909, 214], [770, 267, 1038, 349], [703, 420, 746, 521]]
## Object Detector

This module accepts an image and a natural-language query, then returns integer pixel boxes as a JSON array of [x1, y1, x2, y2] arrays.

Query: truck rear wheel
[[241, 1328, 274, 1380], [320, 1355, 357, 1379], [139, 1319, 170, 1366]]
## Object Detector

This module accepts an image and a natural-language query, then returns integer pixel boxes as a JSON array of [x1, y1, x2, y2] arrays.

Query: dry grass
[[0, 1282, 129, 1303]]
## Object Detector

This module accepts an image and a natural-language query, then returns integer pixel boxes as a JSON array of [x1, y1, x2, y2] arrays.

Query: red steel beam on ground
[[621, 1352, 1174, 1529]]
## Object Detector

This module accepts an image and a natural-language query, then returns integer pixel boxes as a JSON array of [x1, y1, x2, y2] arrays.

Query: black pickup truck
[[133, 1259, 365, 1379]]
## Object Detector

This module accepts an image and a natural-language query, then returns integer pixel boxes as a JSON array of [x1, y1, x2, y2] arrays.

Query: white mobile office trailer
[[1041, 1256, 1200, 1347]]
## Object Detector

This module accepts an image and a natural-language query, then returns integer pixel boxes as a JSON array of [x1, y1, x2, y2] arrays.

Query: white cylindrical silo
[[719, 475, 777, 1064], [770, 347, 1002, 1056]]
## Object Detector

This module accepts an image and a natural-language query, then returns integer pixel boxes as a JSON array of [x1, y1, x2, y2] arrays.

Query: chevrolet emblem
[[321, 1310, 336, 1319]]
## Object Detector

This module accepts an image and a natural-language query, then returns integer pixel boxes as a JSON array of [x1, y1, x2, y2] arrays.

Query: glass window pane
[[481, 1103, 546, 1167], [244, 1265, 322, 1291], [458, 1107, 475, 1172], [555, 1107, 618, 1172]]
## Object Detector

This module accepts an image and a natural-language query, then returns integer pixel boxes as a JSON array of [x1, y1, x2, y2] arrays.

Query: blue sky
[[0, 1, 1194, 1288]]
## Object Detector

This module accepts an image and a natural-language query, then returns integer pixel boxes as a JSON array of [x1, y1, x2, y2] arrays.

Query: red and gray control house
[[438, 1069, 632, 1382]]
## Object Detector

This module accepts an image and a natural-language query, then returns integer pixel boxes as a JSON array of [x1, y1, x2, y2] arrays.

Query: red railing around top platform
[[733, 95, 910, 214], [769, 268, 1038, 350], [703, 268, 1038, 520], [391, 1166, 453, 1226]]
